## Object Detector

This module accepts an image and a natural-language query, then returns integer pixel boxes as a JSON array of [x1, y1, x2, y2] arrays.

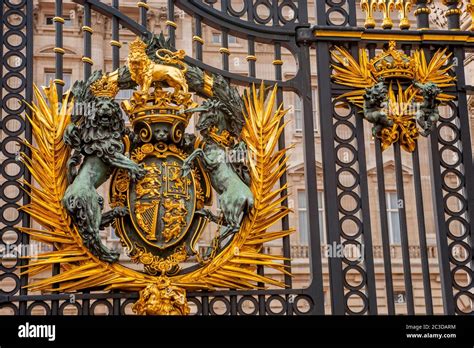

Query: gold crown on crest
[[121, 89, 196, 127], [90, 74, 119, 98], [370, 41, 417, 80]]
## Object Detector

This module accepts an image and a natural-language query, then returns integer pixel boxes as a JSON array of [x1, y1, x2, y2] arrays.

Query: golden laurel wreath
[[18, 82, 293, 314]]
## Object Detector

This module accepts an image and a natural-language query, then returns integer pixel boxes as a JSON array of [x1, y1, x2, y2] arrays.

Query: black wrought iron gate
[[0, 0, 473, 315]]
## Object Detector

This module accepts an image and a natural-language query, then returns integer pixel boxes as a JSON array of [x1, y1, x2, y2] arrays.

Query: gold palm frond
[[413, 48, 456, 101], [20, 82, 293, 294], [331, 46, 377, 89], [19, 82, 79, 263], [18, 83, 154, 292]]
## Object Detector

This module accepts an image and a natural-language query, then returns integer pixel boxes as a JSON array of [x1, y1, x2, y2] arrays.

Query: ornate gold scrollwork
[[132, 277, 190, 315], [130, 243, 188, 275]]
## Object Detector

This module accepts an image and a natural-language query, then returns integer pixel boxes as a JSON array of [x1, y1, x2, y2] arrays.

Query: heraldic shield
[[108, 38, 212, 276], [111, 137, 211, 275], [129, 147, 195, 248]]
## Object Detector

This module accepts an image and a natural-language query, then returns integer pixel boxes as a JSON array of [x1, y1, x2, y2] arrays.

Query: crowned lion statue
[[127, 37, 188, 97]]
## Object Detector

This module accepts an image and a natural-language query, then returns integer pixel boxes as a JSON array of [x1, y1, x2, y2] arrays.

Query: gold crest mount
[[331, 41, 456, 152], [370, 41, 417, 80]]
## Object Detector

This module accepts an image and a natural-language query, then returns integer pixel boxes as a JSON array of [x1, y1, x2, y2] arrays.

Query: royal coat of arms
[[19, 34, 292, 315]]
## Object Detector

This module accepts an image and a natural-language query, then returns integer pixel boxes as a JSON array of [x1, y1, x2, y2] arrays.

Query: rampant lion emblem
[[62, 74, 146, 262]]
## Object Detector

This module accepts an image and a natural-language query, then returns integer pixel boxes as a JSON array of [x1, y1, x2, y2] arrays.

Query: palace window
[[294, 88, 319, 133], [386, 192, 401, 244], [45, 15, 73, 27], [44, 71, 72, 91], [211, 33, 237, 44], [297, 190, 325, 245]]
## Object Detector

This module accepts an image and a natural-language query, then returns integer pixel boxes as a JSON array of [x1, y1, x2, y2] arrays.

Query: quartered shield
[[128, 144, 195, 249]]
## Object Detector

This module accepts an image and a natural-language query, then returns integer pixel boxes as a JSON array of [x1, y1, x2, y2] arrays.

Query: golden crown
[[370, 41, 417, 80], [129, 37, 148, 58], [90, 74, 119, 98], [121, 89, 196, 127]]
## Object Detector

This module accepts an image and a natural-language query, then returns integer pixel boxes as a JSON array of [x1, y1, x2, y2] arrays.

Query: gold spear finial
[[395, 0, 413, 30], [361, 0, 379, 29], [378, 0, 396, 29]]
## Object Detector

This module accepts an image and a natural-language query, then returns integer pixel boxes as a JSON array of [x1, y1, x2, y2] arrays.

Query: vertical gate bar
[[301, 43, 325, 315], [316, 41, 345, 314], [223, 26, 234, 313], [55, 0, 64, 96], [368, 44, 395, 315], [221, 0, 228, 14], [82, 2, 92, 80], [221, 28, 229, 71], [138, 0, 148, 28], [52, 0, 64, 315], [350, 43, 378, 314], [274, 42, 293, 314], [247, 0, 254, 22], [367, 44, 395, 315], [413, 0, 430, 30], [393, 142, 415, 314], [167, 0, 176, 47], [78, 9, 90, 298], [412, 147, 434, 314], [230, 294, 237, 315], [202, 295, 209, 315], [113, 292, 120, 315], [193, 15, 203, 61], [348, 0, 357, 27], [82, 294, 90, 315], [112, 1, 120, 71], [316, 0, 327, 25], [247, 36, 256, 77], [428, 127, 455, 314], [274, 43, 292, 286], [19, 0, 34, 316], [444, 0, 461, 31], [298, 0, 309, 23], [272, 0, 278, 25], [428, 124, 456, 315], [314, 1, 345, 315], [368, 42, 394, 315], [257, 267, 266, 315], [245, 34, 265, 315], [375, 140, 396, 314], [452, 46, 474, 306]]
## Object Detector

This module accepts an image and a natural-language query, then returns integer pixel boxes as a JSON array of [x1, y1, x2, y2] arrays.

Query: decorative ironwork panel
[[0, 0, 33, 315]]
